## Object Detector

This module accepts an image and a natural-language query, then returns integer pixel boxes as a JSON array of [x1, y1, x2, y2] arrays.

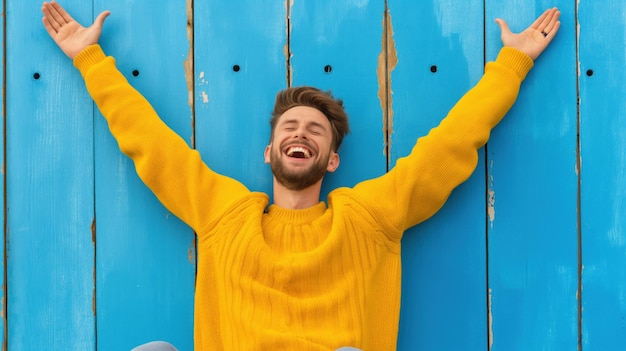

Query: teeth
[[286, 146, 311, 158]]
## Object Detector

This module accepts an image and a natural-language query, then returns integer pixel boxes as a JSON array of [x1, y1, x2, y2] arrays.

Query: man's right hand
[[42, 1, 110, 60]]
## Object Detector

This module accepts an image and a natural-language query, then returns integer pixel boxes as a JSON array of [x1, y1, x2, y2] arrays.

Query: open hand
[[495, 8, 561, 60], [42, 1, 110, 59]]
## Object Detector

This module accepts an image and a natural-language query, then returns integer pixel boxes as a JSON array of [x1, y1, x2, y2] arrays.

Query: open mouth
[[285, 146, 312, 159]]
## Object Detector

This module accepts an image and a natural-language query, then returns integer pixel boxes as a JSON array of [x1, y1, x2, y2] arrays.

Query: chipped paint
[[91, 218, 96, 244], [377, 6, 397, 159], [184, 0, 194, 109], [188, 236, 197, 265], [185, 0, 195, 147], [285, 0, 294, 86], [201, 91, 209, 104], [1, 284, 4, 319], [488, 160, 496, 225], [488, 288, 494, 350]]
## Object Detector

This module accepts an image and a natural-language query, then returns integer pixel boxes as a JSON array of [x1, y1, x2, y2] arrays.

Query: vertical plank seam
[[285, 0, 292, 87], [574, 1, 583, 349], [378, 0, 397, 172], [186, 0, 199, 296], [1, 0, 6, 348], [185, 0, 196, 149], [482, 1, 492, 350], [382, 0, 389, 171], [90, 5, 98, 351]]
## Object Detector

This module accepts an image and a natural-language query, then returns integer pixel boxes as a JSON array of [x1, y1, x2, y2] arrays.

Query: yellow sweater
[[74, 45, 533, 350]]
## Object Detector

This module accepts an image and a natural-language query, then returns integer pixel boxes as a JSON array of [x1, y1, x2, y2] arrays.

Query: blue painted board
[[93, 1, 195, 349], [579, 0, 626, 349], [486, 1, 578, 350], [290, 0, 386, 197], [6, 1, 96, 349], [388, 1, 487, 350], [0, 0, 5, 346], [194, 0, 287, 196]]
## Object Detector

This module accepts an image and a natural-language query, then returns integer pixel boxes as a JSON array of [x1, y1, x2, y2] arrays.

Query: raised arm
[[41, 2, 251, 233], [354, 9, 560, 233]]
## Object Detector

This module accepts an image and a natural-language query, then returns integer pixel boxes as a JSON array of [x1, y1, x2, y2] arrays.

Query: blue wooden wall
[[3, 0, 625, 350]]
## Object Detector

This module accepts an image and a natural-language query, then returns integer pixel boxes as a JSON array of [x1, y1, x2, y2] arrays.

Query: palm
[[42, 1, 110, 59], [496, 8, 560, 60]]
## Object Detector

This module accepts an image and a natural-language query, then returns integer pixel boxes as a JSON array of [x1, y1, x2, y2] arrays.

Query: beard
[[270, 145, 329, 191]]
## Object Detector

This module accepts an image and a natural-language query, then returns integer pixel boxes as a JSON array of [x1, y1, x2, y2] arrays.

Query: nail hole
[[132, 69, 140, 77], [430, 65, 438, 73], [324, 65, 332, 74], [232, 65, 240, 72], [33, 72, 41, 80], [586, 69, 594, 77]]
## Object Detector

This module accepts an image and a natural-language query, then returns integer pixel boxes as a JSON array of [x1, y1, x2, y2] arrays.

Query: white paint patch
[[201, 91, 209, 104], [488, 160, 496, 225]]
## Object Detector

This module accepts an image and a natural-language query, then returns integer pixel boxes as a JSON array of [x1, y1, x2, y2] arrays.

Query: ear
[[326, 152, 340, 173], [264, 145, 272, 164]]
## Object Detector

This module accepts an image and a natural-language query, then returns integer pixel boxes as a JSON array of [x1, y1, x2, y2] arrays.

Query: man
[[42, 1, 560, 350]]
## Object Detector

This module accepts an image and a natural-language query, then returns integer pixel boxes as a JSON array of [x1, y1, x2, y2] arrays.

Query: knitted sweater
[[74, 45, 533, 350]]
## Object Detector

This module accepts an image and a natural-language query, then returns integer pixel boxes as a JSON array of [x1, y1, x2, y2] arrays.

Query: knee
[[131, 341, 178, 351]]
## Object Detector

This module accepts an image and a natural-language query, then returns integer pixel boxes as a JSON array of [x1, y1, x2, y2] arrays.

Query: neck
[[272, 178, 323, 210]]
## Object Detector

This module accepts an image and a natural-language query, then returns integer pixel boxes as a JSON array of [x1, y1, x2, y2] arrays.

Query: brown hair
[[270, 86, 350, 151]]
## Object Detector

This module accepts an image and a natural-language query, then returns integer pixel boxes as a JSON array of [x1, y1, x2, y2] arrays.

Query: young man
[[42, 2, 560, 350]]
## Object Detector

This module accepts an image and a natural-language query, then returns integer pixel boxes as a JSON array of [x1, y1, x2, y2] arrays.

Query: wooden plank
[[92, 1, 195, 350], [485, 2, 579, 350], [387, 1, 487, 350], [0, 0, 5, 347], [6, 1, 96, 349], [194, 0, 287, 195], [579, 0, 626, 349], [289, 0, 386, 198]]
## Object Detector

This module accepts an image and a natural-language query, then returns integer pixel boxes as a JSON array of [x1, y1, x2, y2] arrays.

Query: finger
[[42, 16, 59, 37], [93, 10, 111, 29], [529, 8, 551, 30], [494, 18, 511, 36], [546, 20, 561, 40], [537, 8, 558, 32], [543, 10, 561, 34], [46, 1, 72, 26], [50, 1, 76, 25], [42, 3, 62, 32]]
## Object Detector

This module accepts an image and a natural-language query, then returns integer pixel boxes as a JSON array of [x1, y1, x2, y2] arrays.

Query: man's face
[[264, 106, 339, 191]]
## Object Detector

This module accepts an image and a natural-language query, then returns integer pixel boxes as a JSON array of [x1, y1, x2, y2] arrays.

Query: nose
[[293, 125, 308, 139]]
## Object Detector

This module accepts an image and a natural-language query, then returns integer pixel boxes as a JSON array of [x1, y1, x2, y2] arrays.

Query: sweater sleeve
[[73, 44, 250, 232], [353, 47, 534, 235]]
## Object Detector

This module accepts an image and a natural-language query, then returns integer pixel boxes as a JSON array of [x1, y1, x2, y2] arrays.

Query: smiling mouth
[[285, 146, 312, 159]]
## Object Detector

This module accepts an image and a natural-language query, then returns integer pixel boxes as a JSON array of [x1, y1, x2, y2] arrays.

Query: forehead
[[277, 106, 330, 128]]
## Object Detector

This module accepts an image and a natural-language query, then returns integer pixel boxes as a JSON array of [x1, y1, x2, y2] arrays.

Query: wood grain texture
[[486, 1, 579, 350], [194, 0, 287, 196], [93, 1, 195, 350], [290, 0, 386, 199], [579, 0, 626, 349], [0, 0, 5, 346], [3, 1, 626, 349], [6, 1, 96, 349], [388, 1, 488, 349]]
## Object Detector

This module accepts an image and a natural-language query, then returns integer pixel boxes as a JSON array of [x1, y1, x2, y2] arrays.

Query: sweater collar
[[266, 201, 327, 224]]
